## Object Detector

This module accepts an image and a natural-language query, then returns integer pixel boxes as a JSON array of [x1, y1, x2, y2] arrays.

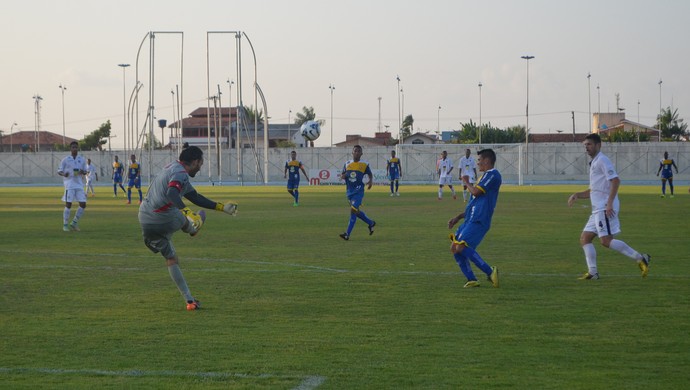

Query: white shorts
[[583, 210, 621, 237], [62, 188, 88, 203], [439, 176, 453, 186]]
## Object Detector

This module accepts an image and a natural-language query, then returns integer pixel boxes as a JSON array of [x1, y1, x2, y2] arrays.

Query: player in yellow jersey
[[656, 151, 678, 198]]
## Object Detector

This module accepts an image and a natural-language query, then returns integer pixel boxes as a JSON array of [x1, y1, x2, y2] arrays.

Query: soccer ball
[[300, 121, 321, 141]]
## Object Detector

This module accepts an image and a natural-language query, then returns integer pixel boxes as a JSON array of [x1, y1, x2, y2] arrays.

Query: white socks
[[583, 243, 597, 274], [609, 239, 643, 261]]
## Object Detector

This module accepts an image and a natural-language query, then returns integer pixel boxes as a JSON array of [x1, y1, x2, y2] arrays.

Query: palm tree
[[294, 106, 324, 127], [242, 105, 264, 123], [657, 107, 688, 141]]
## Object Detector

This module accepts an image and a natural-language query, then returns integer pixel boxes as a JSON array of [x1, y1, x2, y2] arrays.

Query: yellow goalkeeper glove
[[215, 201, 238, 216], [181, 207, 204, 231]]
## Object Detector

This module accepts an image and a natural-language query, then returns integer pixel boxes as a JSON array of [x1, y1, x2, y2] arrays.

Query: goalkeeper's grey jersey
[[138, 161, 195, 225]]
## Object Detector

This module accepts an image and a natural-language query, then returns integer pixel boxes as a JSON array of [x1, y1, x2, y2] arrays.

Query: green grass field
[[1, 184, 688, 389]]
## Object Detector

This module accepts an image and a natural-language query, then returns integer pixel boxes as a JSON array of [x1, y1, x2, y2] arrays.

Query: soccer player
[[386, 150, 402, 196], [447, 149, 500, 288], [284, 150, 309, 206], [126, 154, 143, 205], [138, 145, 238, 310], [112, 155, 126, 197], [568, 133, 650, 280], [458, 148, 478, 202], [437, 150, 456, 200], [339, 145, 376, 241], [85, 158, 98, 197], [656, 151, 678, 198], [57, 141, 88, 232]]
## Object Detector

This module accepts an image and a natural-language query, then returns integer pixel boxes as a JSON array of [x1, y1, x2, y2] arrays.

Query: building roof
[[0, 130, 77, 146]]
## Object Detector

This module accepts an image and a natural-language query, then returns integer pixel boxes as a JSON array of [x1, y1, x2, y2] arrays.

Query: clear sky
[[2, 0, 688, 147]]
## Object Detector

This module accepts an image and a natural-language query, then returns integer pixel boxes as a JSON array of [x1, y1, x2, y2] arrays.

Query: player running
[[458, 148, 478, 202], [112, 155, 126, 197], [437, 150, 456, 200], [126, 154, 143, 204], [339, 145, 376, 241], [57, 141, 88, 232], [85, 158, 98, 197]]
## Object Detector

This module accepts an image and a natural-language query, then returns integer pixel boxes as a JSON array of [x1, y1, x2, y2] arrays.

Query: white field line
[[0, 367, 325, 389]]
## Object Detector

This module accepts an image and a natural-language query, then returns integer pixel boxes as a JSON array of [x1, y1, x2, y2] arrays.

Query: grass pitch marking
[[0, 367, 326, 389]]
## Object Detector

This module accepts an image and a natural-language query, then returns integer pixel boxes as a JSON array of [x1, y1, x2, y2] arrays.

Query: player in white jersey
[[57, 141, 88, 232], [458, 148, 478, 202], [437, 150, 456, 200], [85, 158, 98, 197], [567, 133, 650, 280]]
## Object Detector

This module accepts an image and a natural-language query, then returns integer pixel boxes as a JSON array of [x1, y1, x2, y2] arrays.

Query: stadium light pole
[[521, 55, 534, 174], [396, 75, 402, 144], [437, 105, 441, 133], [587, 73, 591, 133], [59, 84, 67, 147], [658, 79, 663, 126], [288, 108, 292, 145], [329, 84, 335, 147], [10, 122, 17, 153], [118, 64, 130, 153], [478, 82, 483, 144], [596, 83, 600, 131]]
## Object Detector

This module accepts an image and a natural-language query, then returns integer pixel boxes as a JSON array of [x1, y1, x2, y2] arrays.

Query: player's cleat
[[69, 222, 80, 232], [463, 280, 480, 288], [453, 194, 457, 200], [390, 193, 395, 197], [126, 200, 131, 204], [339, 232, 349, 241], [438, 197, 442, 201], [489, 266, 499, 288], [63, 224, 70, 232], [396, 192, 400, 197], [670, 195, 674, 198], [638, 254, 651, 278], [293, 202, 299, 207], [660, 194, 665, 198], [368, 221, 376, 235], [186, 299, 201, 311], [578, 272, 599, 280]]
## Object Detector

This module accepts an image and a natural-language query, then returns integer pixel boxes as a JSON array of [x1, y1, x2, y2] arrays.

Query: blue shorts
[[347, 192, 365, 211], [389, 172, 400, 180], [128, 177, 141, 188], [661, 171, 673, 180], [113, 173, 123, 183], [454, 221, 489, 249], [287, 178, 300, 190]]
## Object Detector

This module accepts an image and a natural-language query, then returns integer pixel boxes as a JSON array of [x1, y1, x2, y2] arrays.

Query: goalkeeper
[[138, 145, 238, 311]]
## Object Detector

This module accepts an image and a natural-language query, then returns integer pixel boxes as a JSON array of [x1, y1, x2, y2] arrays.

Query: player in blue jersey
[[656, 151, 678, 198], [339, 145, 376, 241], [126, 154, 143, 204], [284, 150, 310, 206], [447, 149, 500, 288], [112, 155, 126, 197], [386, 150, 402, 196]]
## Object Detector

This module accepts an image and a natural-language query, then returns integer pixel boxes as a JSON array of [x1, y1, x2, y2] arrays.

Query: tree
[[294, 106, 324, 127], [143, 133, 162, 150], [242, 105, 264, 123], [80, 120, 111, 151], [657, 107, 688, 141], [602, 128, 651, 142], [452, 121, 526, 144], [401, 114, 414, 139]]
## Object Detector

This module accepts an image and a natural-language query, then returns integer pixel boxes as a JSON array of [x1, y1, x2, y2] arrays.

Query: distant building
[[168, 107, 309, 148], [404, 132, 439, 144], [334, 132, 395, 147], [594, 112, 661, 141], [0, 130, 77, 152]]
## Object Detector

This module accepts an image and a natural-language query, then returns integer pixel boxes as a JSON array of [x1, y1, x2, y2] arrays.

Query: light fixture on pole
[[658, 79, 663, 126], [396, 75, 402, 144], [10, 122, 17, 153], [288, 109, 292, 145], [478, 82, 483, 144], [329, 84, 335, 147], [227, 79, 234, 149], [59, 84, 67, 146], [437, 105, 441, 133], [587, 73, 591, 133], [596, 83, 600, 131], [118, 64, 130, 153], [521, 55, 534, 174]]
